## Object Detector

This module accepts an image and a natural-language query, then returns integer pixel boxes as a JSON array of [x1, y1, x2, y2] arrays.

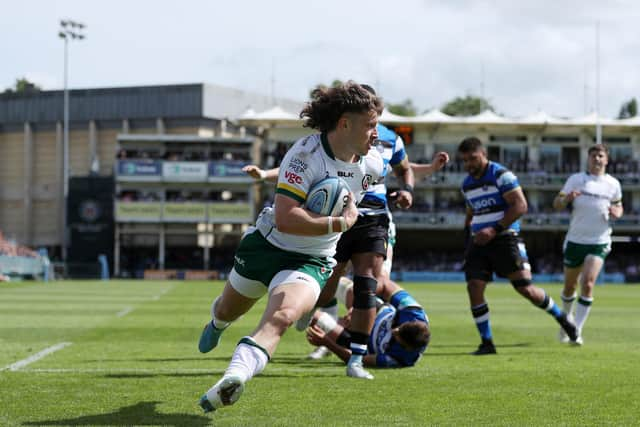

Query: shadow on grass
[[103, 372, 222, 379], [85, 356, 231, 363], [23, 401, 209, 426], [426, 342, 532, 356]]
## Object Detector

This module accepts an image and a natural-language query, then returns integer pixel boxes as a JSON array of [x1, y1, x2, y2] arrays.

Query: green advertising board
[[115, 202, 162, 222]]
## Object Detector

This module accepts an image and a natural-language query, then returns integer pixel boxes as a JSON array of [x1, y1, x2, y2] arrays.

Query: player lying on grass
[[306, 277, 430, 368]]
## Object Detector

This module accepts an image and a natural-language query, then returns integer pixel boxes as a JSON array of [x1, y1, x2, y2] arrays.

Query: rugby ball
[[304, 176, 350, 216]]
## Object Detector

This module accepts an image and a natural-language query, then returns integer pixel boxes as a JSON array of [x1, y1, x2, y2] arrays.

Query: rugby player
[[197, 82, 385, 412], [553, 144, 623, 345], [459, 137, 578, 355]]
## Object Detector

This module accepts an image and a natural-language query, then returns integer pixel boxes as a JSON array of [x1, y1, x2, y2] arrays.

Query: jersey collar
[[321, 132, 363, 164], [320, 132, 336, 160]]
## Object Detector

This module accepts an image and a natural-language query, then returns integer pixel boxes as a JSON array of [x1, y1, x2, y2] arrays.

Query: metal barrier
[[0, 254, 50, 280]]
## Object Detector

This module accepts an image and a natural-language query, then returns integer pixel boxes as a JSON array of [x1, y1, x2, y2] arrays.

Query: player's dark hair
[[360, 84, 376, 95], [397, 320, 430, 350], [457, 137, 484, 154], [300, 81, 383, 132], [588, 143, 609, 159]]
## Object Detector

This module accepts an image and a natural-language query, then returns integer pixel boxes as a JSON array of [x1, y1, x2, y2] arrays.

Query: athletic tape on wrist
[[316, 312, 338, 333], [339, 216, 348, 232], [328, 217, 333, 234]]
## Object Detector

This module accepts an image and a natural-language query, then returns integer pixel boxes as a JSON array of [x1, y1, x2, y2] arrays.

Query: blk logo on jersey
[[284, 171, 303, 184], [362, 174, 373, 191], [338, 171, 354, 178]]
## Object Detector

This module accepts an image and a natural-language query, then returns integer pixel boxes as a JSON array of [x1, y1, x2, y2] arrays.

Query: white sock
[[561, 292, 576, 318], [211, 296, 230, 329], [224, 337, 270, 383], [574, 296, 593, 333], [336, 277, 353, 306]]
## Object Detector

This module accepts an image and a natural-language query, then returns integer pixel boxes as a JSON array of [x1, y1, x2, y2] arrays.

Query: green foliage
[[442, 95, 494, 116], [3, 77, 41, 95], [387, 99, 418, 116], [1, 280, 639, 426], [309, 79, 344, 98], [617, 98, 637, 119]]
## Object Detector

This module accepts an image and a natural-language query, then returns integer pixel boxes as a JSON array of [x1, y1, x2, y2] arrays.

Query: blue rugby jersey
[[358, 123, 407, 216], [368, 290, 429, 367], [461, 161, 521, 234]]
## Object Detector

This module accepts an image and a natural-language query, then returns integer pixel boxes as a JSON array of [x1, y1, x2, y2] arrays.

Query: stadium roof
[[238, 106, 640, 129], [0, 83, 303, 125]]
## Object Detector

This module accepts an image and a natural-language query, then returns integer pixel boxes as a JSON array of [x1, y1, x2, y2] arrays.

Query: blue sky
[[3, 0, 639, 117]]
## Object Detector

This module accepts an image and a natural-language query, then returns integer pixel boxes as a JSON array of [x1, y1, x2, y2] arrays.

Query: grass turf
[[1, 280, 639, 426]]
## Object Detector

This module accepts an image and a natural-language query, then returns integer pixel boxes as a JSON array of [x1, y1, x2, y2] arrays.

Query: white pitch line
[[1, 342, 72, 372], [116, 306, 134, 317], [151, 285, 174, 301]]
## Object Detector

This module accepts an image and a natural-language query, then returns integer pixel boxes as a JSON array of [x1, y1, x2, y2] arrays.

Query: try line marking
[[1, 342, 72, 372], [116, 306, 134, 317], [151, 285, 174, 301]]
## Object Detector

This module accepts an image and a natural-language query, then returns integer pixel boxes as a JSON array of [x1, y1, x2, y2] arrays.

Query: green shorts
[[230, 229, 334, 299], [563, 240, 611, 268]]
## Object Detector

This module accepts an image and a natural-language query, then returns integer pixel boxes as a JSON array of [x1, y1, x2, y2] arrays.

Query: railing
[[0, 254, 49, 279], [115, 201, 253, 223], [410, 171, 640, 189], [392, 211, 640, 231]]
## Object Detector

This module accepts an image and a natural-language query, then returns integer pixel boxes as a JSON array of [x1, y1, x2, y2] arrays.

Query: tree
[[387, 99, 418, 116], [3, 77, 41, 95], [309, 79, 344, 98], [617, 98, 637, 119], [441, 95, 494, 116]]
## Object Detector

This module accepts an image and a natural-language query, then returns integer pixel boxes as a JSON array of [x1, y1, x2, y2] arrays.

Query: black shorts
[[463, 233, 530, 282], [334, 214, 389, 263]]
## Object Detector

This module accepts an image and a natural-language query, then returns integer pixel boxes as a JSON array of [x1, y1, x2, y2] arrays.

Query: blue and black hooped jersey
[[461, 161, 520, 234], [368, 290, 428, 367], [358, 123, 407, 215]]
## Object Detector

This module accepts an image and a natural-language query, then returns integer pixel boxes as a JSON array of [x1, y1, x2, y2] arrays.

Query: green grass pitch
[[1, 280, 639, 426]]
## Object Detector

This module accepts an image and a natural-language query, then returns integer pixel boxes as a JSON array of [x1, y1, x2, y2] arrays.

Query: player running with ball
[[196, 81, 385, 413]]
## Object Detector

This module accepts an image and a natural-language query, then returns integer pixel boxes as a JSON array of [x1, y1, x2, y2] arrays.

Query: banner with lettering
[[162, 162, 208, 181]]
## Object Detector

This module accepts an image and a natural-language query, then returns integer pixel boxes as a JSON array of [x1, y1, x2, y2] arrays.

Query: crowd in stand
[[117, 190, 248, 202], [117, 149, 251, 162], [0, 230, 38, 258], [413, 156, 640, 177], [0, 229, 41, 282]]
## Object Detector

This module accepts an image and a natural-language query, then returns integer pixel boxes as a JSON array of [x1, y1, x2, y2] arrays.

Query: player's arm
[[609, 199, 624, 219], [410, 151, 450, 180], [553, 175, 580, 210], [500, 187, 528, 227], [242, 164, 279, 183], [307, 324, 379, 366], [389, 156, 415, 209], [474, 187, 527, 245], [553, 191, 581, 210], [274, 193, 356, 236]]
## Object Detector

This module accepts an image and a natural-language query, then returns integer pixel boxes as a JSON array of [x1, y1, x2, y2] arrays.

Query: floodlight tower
[[58, 19, 86, 262]]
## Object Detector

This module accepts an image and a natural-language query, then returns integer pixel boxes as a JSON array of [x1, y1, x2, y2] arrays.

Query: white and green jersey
[[561, 172, 622, 244], [256, 133, 384, 257]]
